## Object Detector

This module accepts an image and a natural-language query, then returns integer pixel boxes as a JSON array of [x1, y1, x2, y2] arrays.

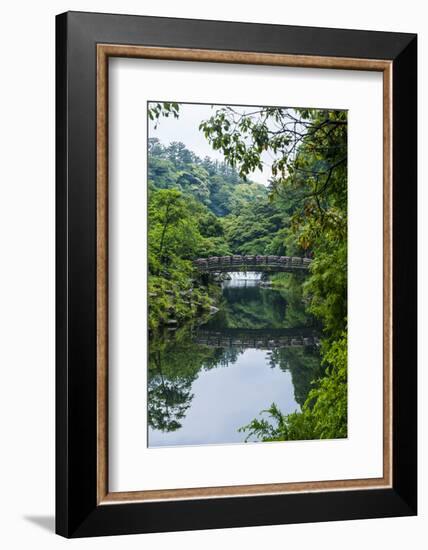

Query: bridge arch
[[193, 255, 312, 273]]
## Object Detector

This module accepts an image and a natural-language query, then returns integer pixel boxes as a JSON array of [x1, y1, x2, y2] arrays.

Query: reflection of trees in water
[[267, 346, 324, 407], [204, 282, 316, 330], [148, 329, 244, 433], [148, 285, 322, 437], [148, 329, 322, 434]]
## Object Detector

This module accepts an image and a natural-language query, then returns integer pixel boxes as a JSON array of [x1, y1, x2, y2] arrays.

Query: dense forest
[[148, 102, 348, 442]]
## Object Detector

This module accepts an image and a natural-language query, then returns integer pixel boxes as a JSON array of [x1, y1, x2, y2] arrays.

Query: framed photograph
[[56, 11, 417, 538]]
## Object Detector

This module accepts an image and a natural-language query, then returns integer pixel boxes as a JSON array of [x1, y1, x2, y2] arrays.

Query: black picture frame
[[56, 11, 417, 538]]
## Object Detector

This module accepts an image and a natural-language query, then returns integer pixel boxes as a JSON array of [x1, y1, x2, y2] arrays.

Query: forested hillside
[[148, 138, 304, 258], [149, 137, 266, 216]]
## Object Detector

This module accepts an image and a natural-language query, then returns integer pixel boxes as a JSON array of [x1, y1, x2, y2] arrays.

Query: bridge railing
[[193, 255, 312, 271]]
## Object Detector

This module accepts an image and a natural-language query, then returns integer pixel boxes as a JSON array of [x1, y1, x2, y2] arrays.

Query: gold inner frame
[[96, 44, 393, 504]]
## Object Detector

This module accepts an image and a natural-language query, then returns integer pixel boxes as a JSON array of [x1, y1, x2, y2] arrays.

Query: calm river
[[148, 273, 322, 447]]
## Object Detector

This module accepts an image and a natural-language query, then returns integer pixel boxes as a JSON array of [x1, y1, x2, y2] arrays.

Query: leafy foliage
[[148, 102, 179, 127], [148, 188, 225, 330], [240, 333, 347, 441]]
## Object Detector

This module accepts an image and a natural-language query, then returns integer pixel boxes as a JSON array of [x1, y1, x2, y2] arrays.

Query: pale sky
[[148, 102, 272, 185]]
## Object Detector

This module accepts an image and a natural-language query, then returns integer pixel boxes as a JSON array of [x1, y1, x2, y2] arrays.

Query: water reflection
[[194, 328, 319, 349], [148, 273, 322, 447]]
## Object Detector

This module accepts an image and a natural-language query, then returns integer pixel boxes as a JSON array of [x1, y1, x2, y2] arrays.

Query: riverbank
[[148, 274, 221, 332]]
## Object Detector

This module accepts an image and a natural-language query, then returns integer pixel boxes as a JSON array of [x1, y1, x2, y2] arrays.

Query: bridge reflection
[[193, 327, 319, 350]]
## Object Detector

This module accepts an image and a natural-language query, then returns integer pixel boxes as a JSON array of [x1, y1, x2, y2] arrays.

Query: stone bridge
[[193, 255, 312, 273], [193, 328, 319, 350]]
